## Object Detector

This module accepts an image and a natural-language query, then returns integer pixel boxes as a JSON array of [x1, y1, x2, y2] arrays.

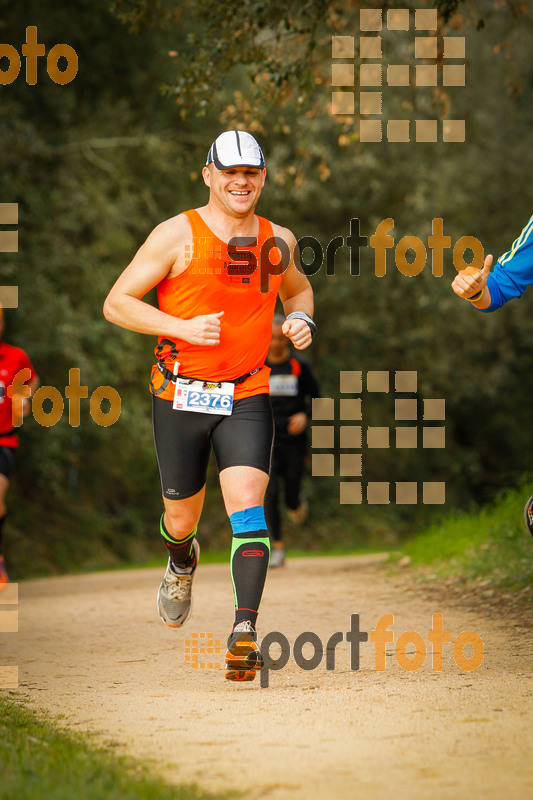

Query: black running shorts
[[152, 393, 274, 500], [0, 446, 16, 479]]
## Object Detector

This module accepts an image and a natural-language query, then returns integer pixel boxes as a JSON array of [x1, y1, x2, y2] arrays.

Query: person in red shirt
[[0, 306, 39, 587]]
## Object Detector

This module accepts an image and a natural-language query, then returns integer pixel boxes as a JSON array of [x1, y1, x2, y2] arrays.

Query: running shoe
[[269, 547, 285, 568], [157, 539, 200, 628], [225, 620, 263, 682], [524, 495, 533, 539], [0, 556, 8, 591]]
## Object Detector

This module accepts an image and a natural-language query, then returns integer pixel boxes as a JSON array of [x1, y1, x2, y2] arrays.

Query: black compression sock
[[230, 530, 270, 628], [160, 515, 197, 570]]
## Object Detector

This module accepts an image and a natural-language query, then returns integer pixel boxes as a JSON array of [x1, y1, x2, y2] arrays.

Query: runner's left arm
[[24, 375, 39, 415], [20, 353, 39, 417], [276, 227, 314, 351], [9, 354, 39, 421]]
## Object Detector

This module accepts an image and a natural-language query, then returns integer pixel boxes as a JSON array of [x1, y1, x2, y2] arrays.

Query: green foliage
[[115, 0, 330, 114], [395, 477, 533, 593], [0, 698, 228, 800], [1, 0, 533, 577]]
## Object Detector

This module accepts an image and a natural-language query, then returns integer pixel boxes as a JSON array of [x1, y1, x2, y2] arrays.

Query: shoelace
[[233, 620, 255, 634], [165, 572, 192, 601]]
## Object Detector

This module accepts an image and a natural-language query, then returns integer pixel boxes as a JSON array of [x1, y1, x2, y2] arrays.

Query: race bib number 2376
[[173, 379, 234, 416]]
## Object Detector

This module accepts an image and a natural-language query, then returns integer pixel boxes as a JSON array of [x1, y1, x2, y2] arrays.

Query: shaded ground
[[1, 555, 532, 799]]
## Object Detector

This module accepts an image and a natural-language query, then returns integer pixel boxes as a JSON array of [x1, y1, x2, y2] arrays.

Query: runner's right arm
[[451, 214, 533, 311], [451, 255, 492, 309], [103, 215, 223, 346]]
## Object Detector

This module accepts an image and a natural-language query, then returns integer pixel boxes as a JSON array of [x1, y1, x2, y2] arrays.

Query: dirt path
[[2, 555, 532, 799]]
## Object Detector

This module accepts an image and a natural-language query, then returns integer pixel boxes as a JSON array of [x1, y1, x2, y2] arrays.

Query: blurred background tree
[[1, 0, 532, 575]]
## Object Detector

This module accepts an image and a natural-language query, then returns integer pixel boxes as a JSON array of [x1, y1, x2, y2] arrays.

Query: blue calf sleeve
[[229, 506, 267, 535]]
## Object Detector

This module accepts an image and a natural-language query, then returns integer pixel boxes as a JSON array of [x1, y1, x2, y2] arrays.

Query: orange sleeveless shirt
[[150, 209, 283, 402]]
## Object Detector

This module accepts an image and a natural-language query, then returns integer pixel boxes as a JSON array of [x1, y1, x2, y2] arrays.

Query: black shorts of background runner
[[152, 393, 274, 500], [265, 436, 307, 542], [0, 446, 15, 479]]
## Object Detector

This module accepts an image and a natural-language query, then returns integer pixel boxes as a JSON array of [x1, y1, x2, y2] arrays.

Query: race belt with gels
[[156, 362, 261, 416]]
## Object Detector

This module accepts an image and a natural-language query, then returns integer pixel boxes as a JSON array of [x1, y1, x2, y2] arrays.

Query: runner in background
[[265, 314, 320, 567], [0, 305, 39, 587]]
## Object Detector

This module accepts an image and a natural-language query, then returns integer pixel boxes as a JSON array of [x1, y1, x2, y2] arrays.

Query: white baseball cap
[[206, 130, 265, 170]]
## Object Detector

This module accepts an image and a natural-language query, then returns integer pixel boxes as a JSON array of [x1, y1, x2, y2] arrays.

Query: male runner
[[103, 130, 315, 680], [451, 214, 533, 537], [265, 314, 320, 567], [0, 306, 38, 587]]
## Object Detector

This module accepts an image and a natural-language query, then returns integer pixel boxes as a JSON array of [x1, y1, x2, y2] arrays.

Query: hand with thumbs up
[[451, 254, 493, 307]]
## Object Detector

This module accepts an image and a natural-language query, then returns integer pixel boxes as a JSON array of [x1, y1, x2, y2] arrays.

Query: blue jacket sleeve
[[480, 215, 533, 312]]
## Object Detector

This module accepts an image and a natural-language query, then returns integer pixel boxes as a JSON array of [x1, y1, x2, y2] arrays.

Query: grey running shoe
[[157, 539, 200, 628], [225, 620, 263, 682], [269, 547, 285, 568]]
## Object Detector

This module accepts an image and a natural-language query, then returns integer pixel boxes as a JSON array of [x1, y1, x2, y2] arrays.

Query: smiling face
[[202, 164, 266, 218]]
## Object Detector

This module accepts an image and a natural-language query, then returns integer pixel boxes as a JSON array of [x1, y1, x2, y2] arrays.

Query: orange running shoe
[[225, 620, 263, 682], [0, 556, 9, 591]]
